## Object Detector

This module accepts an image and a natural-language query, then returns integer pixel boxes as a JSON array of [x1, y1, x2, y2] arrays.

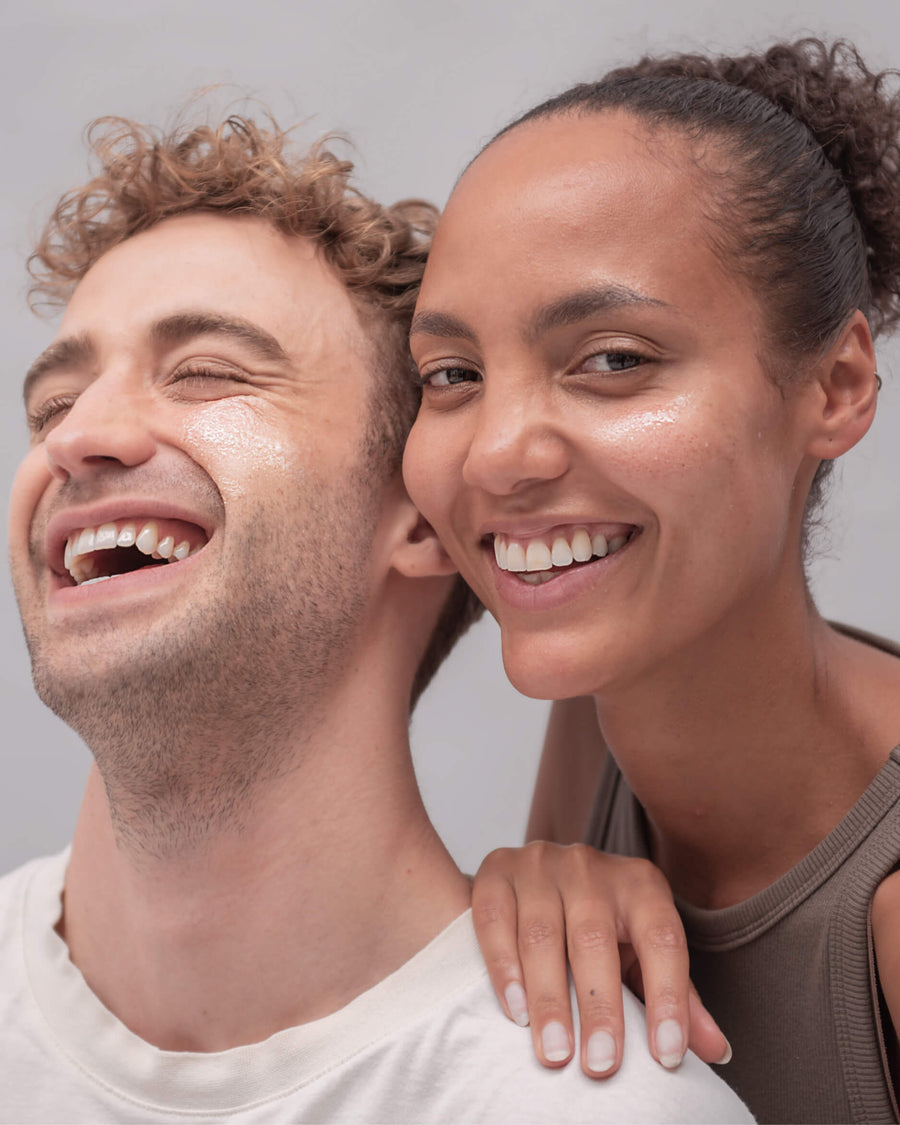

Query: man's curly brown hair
[[28, 111, 482, 705]]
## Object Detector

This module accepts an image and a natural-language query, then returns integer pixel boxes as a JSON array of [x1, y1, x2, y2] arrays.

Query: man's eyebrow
[[23, 334, 96, 403], [23, 313, 290, 405], [150, 311, 290, 364], [409, 310, 479, 344], [527, 285, 671, 344]]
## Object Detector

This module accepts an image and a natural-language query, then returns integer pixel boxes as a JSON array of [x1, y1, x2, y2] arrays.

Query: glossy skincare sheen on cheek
[[570, 394, 701, 474], [589, 395, 692, 438], [181, 400, 296, 497]]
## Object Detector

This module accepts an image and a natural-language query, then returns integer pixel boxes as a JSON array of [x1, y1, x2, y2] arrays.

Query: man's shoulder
[[0, 851, 62, 884], [0, 851, 67, 1008], [362, 912, 753, 1124], [0, 851, 64, 935], [0, 852, 71, 1120], [0, 893, 753, 1123]]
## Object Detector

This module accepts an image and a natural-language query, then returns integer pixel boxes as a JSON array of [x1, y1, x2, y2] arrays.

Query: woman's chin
[[499, 637, 607, 702]]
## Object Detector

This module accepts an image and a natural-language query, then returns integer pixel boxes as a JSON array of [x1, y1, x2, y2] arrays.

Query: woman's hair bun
[[614, 39, 900, 336]]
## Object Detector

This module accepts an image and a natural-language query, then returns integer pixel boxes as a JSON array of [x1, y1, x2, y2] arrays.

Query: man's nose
[[461, 385, 569, 497], [43, 381, 157, 482]]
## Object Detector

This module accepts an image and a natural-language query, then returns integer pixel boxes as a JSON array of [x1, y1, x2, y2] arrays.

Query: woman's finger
[[611, 859, 693, 1068], [515, 872, 576, 1068], [563, 898, 626, 1076], [474, 843, 578, 1065], [686, 985, 732, 1066], [471, 851, 531, 1027], [612, 860, 729, 1068], [558, 848, 689, 1078]]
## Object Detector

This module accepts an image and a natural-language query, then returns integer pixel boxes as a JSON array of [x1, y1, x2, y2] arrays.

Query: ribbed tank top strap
[[679, 748, 900, 948], [585, 743, 900, 1122], [584, 752, 650, 859], [582, 625, 900, 1120], [678, 747, 900, 1123]]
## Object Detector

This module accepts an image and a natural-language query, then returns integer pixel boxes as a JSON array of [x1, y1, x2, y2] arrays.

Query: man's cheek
[[180, 400, 296, 498], [8, 451, 52, 568]]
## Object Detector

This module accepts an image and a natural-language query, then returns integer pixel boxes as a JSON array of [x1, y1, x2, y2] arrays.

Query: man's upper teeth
[[493, 527, 630, 573], [64, 519, 200, 585]]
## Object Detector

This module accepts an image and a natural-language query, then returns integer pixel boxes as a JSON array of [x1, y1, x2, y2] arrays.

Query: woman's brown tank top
[[585, 628, 900, 1124]]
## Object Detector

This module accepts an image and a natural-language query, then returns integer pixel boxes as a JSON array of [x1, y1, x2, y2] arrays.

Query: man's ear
[[388, 487, 458, 579], [804, 310, 879, 461]]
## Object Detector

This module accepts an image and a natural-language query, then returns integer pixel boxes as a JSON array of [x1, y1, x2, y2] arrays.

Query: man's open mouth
[[63, 519, 208, 586], [490, 525, 636, 585]]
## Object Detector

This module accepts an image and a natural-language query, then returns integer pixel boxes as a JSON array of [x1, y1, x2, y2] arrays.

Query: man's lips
[[63, 518, 208, 586]]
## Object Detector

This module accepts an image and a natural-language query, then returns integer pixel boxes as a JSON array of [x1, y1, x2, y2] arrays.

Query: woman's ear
[[389, 492, 458, 579], [805, 310, 879, 461]]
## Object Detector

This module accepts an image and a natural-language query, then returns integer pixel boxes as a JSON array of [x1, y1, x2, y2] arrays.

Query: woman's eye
[[423, 366, 480, 388], [580, 350, 646, 374]]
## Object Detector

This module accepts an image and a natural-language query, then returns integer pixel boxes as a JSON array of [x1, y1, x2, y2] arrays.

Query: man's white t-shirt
[[0, 853, 753, 1123]]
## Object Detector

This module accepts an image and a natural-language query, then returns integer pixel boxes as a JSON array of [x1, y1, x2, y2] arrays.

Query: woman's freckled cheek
[[577, 396, 714, 472], [181, 400, 299, 497]]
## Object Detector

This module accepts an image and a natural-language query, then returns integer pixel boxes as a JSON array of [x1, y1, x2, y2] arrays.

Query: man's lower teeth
[[80, 575, 113, 586]]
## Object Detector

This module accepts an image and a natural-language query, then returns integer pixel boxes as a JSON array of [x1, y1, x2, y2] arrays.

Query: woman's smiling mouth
[[490, 524, 637, 584]]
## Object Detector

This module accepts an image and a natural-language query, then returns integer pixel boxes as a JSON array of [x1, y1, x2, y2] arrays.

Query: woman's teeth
[[493, 527, 630, 581]]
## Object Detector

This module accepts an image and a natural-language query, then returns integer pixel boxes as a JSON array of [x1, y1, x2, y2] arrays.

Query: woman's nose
[[44, 380, 157, 482], [461, 388, 569, 496]]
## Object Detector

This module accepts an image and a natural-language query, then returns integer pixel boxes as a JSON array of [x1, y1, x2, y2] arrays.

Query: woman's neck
[[595, 610, 900, 908]]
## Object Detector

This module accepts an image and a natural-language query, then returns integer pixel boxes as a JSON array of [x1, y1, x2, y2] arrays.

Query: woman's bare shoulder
[[825, 621, 900, 757]]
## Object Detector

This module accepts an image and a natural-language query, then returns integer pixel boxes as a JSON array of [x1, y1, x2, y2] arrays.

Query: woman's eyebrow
[[410, 286, 673, 350], [527, 285, 672, 343], [409, 310, 479, 344]]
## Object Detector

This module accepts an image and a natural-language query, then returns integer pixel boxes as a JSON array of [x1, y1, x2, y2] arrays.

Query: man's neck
[[60, 688, 470, 1051]]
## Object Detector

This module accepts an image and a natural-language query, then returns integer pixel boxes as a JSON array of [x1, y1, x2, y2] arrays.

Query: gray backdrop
[[3, 0, 899, 877]]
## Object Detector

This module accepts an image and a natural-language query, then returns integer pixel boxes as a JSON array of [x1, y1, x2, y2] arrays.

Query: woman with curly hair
[[403, 38, 900, 1123]]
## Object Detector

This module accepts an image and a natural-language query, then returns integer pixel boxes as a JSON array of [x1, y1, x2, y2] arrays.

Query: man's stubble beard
[[24, 463, 379, 859]]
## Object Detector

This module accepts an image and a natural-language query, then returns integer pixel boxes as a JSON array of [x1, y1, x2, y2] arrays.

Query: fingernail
[[504, 982, 529, 1027], [586, 1030, 617, 1074], [656, 1018, 685, 1068], [716, 1038, 733, 1065], [541, 1021, 570, 1062]]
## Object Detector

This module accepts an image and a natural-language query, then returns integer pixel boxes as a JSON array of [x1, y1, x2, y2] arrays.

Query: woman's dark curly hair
[[494, 39, 900, 531]]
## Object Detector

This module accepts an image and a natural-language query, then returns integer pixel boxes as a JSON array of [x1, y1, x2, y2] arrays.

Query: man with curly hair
[[1, 113, 750, 1122]]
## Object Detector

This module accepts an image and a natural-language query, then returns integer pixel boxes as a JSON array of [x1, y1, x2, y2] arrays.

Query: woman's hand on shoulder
[[471, 841, 731, 1078]]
